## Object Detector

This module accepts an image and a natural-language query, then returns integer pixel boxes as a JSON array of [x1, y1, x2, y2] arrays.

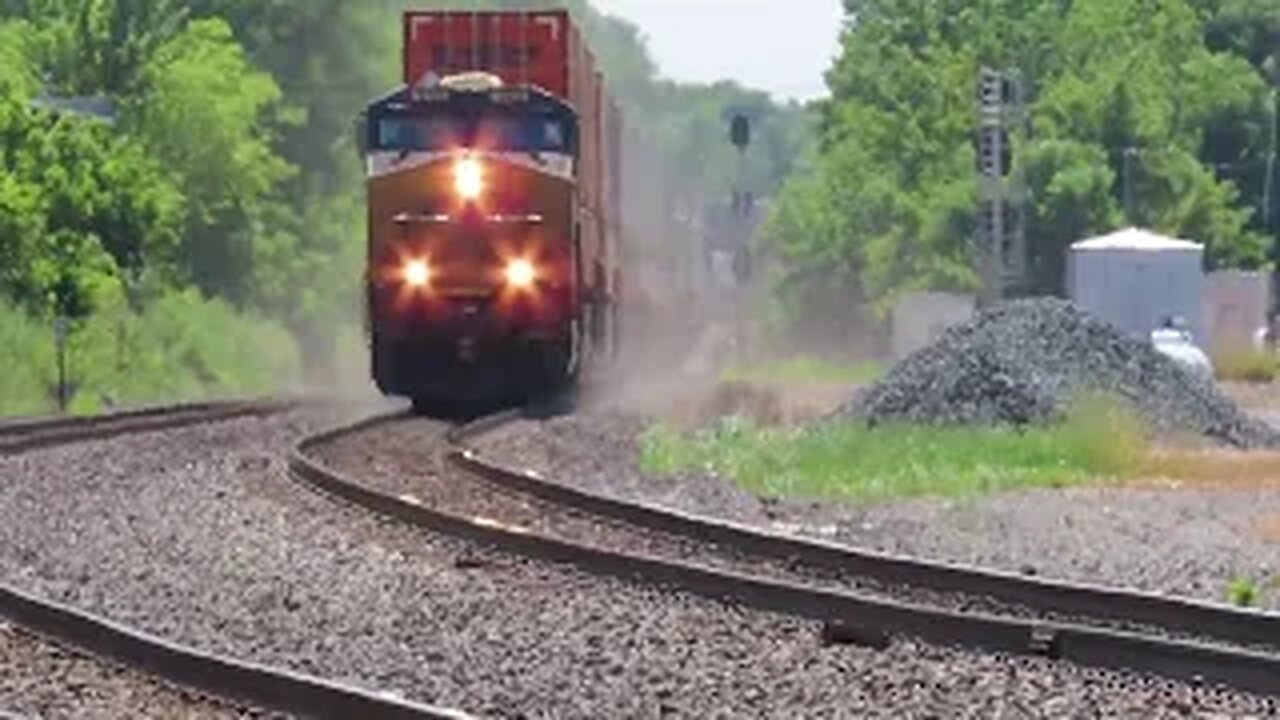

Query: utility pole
[[54, 315, 68, 413], [1123, 147, 1138, 226], [1265, 89, 1276, 244], [1267, 88, 1278, 317]]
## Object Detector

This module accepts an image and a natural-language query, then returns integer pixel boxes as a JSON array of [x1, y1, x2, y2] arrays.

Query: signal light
[[454, 156, 484, 201], [403, 259, 431, 288], [504, 259, 536, 289]]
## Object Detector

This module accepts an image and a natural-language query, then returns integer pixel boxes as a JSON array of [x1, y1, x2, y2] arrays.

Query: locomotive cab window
[[376, 117, 464, 150], [371, 111, 575, 155]]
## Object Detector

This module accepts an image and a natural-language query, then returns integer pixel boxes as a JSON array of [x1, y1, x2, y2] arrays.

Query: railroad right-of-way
[[296, 409, 1280, 712], [0, 400, 473, 720], [3, 402, 1275, 717], [0, 620, 271, 720]]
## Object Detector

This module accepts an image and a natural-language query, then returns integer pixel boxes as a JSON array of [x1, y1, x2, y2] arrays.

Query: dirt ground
[[1221, 381, 1280, 410]]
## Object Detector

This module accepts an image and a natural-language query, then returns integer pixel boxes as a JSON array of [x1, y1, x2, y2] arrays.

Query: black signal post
[[730, 113, 751, 153], [727, 112, 754, 360], [976, 66, 1027, 300]]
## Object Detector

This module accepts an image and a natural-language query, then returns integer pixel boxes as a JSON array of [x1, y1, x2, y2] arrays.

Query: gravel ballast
[[476, 411, 1280, 612], [844, 298, 1280, 448], [0, 621, 270, 720], [2, 408, 1276, 716]]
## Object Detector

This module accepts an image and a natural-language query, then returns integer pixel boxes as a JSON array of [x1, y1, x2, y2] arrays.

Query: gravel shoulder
[[1, 404, 1275, 717], [0, 622, 268, 720], [474, 410, 1280, 611]]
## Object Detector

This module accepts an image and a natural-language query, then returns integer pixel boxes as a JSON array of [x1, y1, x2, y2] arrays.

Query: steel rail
[[0, 583, 472, 720], [449, 411, 1280, 653], [0, 399, 295, 455], [0, 399, 473, 719], [291, 412, 1280, 697]]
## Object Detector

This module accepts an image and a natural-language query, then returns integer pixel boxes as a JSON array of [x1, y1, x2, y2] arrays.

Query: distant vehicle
[[1151, 317, 1213, 379]]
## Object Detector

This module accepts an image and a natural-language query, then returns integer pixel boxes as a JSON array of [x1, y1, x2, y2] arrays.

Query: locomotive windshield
[[374, 113, 572, 154]]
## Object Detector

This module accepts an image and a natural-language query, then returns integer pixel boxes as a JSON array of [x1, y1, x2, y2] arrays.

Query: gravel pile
[[3, 408, 1277, 716], [844, 298, 1280, 447], [0, 621, 270, 719]]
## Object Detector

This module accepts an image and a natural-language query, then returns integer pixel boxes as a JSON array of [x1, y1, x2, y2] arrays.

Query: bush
[[0, 292, 302, 416], [1226, 576, 1260, 608], [0, 302, 55, 414]]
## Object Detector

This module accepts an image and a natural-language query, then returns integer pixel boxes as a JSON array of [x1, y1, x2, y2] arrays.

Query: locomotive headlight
[[403, 259, 431, 288], [504, 258, 536, 289], [454, 156, 484, 201]]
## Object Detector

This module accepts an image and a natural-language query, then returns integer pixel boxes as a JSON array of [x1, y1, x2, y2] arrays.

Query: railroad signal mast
[[727, 112, 754, 358], [976, 67, 1028, 299]]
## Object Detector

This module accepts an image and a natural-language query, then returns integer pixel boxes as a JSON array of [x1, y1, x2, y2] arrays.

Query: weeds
[[641, 395, 1147, 503], [1226, 576, 1261, 608], [0, 293, 302, 416]]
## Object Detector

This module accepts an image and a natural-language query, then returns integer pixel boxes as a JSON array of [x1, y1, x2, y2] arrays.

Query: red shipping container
[[403, 10, 572, 99]]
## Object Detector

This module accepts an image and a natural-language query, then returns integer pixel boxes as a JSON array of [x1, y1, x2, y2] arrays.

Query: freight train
[[358, 10, 703, 407]]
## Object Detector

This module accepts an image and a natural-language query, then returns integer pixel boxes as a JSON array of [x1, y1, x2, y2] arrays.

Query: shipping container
[[403, 10, 572, 98]]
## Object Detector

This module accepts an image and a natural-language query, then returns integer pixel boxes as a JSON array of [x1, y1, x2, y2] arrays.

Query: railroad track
[[0, 399, 290, 455], [292, 408, 1280, 699], [0, 400, 473, 720]]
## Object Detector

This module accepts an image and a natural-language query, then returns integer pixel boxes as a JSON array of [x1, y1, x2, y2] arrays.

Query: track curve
[[291, 409, 1280, 697], [0, 400, 474, 720], [0, 582, 470, 720], [0, 399, 293, 455]]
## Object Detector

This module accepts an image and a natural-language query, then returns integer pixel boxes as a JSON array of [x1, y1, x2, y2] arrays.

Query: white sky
[[591, 0, 845, 101]]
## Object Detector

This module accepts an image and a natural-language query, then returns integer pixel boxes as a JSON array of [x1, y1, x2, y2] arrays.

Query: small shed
[[1067, 227, 1205, 347]]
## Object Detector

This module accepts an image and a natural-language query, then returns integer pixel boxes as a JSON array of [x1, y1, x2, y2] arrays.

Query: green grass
[[720, 355, 883, 385], [0, 292, 303, 417], [641, 396, 1146, 503]]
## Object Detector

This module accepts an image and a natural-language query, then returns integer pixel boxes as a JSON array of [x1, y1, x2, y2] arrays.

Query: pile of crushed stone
[[843, 298, 1280, 448]]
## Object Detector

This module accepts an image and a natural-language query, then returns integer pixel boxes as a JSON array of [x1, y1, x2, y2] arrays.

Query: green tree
[[12, 0, 189, 97], [1021, 140, 1120, 294], [769, 0, 1275, 329], [128, 17, 293, 302]]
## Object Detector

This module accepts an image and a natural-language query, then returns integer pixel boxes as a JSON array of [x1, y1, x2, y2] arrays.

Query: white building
[[1066, 227, 1206, 347]]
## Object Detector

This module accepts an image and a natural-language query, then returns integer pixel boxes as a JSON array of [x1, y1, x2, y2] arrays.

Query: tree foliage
[[767, 0, 1280, 338], [128, 17, 293, 302]]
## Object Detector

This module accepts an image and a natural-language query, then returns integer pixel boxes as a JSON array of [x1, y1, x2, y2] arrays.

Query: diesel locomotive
[[360, 10, 623, 405]]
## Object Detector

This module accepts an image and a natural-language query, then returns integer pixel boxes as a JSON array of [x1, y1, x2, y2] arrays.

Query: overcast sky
[[591, 0, 846, 101]]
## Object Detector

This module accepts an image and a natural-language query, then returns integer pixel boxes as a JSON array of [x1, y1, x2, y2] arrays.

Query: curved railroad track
[[0, 400, 473, 720], [292, 408, 1280, 699], [0, 399, 290, 455]]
